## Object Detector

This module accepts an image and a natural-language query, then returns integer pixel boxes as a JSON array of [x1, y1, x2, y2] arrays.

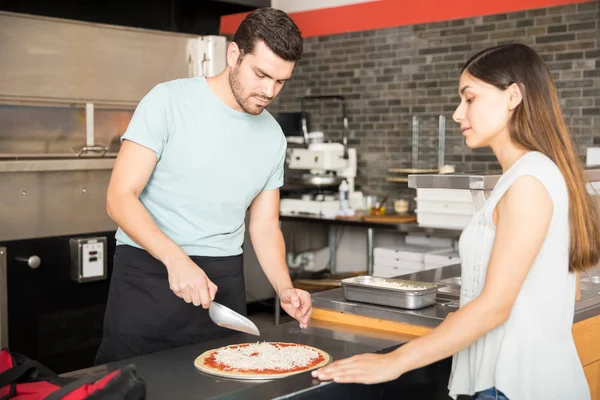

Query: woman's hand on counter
[[312, 351, 404, 384], [279, 287, 312, 329]]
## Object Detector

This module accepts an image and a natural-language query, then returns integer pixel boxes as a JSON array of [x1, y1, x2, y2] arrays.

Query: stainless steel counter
[[0, 158, 115, 172], [408, 168, 600, 190], [312, 264, 600, 326], [65, 321, 454, 400], [279, 213, 460, 275]]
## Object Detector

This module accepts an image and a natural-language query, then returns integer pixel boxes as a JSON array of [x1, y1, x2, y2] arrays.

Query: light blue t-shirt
[[115, 77, 286, 257]]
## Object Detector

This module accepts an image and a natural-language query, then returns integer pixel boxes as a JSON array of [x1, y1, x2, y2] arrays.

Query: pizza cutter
[[209, 301, 260, 336]]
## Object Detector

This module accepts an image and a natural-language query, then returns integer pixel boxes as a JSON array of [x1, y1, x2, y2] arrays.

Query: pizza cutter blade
[[209, 301, 260, 336]]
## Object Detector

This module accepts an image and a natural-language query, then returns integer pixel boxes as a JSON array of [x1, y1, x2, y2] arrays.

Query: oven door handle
[[0, 247, 7, 348], [15, 255, 41, 269]]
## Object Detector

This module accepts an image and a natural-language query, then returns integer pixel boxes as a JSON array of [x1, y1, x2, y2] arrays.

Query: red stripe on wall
[[220, 0, 593, 38]]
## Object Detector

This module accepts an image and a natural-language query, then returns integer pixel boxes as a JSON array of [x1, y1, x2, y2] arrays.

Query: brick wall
[[269, 2, 600, 199]]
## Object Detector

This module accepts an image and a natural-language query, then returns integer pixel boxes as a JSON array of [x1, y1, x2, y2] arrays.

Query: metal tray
[[341, 276, 438, 310]]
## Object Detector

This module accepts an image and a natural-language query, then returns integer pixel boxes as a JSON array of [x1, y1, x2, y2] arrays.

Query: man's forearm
[[249, 222, 293, 294], [107, 191, 185, 265]]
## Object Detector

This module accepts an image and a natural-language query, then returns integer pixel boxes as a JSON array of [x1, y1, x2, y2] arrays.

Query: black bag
[[0, 348, 145, 400]]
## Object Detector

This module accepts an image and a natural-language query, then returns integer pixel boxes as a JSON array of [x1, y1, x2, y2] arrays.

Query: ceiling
[[0, 0, 269, 35]]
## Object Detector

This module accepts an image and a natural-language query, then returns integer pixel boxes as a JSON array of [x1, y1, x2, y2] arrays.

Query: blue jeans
[[473, 387, 509, 400]]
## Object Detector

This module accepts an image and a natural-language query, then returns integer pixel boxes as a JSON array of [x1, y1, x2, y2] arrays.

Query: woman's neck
[[490, 133, 530, 173]]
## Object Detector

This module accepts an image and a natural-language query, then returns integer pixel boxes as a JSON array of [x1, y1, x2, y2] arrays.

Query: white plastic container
[[424, 249, 461, 269], [414, 188, 475, 230], [372, 257, 424, 269], [415, 210, 473, 230], [405, 234, 454, 248], [416, 188, 472, 202], [373, 244, 438, 263], [416, 199, 474, 214], [372, 265, 421, 278]]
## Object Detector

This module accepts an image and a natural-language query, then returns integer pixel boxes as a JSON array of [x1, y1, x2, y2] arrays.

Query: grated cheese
[[213, 342, 320, 371], [378, 280, 429, 290]]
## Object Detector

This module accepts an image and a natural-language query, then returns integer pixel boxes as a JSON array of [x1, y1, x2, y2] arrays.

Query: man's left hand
[[278, 288, 312, 329]]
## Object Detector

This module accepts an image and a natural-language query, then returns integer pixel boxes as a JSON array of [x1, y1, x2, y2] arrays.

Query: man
[[95, 7, 311, 364]]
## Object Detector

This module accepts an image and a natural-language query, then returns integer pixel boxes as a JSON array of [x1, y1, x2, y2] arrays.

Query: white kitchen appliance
[[281, 95, 364, 216]]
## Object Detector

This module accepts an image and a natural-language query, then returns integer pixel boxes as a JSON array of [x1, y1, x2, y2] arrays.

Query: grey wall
[[270, 2, 600, 199]]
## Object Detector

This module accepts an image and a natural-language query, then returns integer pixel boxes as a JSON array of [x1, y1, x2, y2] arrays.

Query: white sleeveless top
[[448, 152, 590, 400]]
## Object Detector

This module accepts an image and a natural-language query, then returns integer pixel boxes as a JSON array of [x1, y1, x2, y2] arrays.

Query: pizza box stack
[[423, 248, 460, 269], [373, 243, 459, 278], [415, 188, 474, 230]]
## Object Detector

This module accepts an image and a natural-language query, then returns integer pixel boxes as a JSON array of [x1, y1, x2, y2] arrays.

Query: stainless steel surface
[[279, 214, 461, 283], [328, 226, 337, 273], [438, 115, 445, 169], [411, 116, 419, 169], [0, 153, 120, 160], [286, 173, 344, 188], [275, 293, 281, 326], [315, 264, 600, 326], [63, 322, 425, 400], [341, 276, 438, 310], [0, 248, 7, 348], [313, 288, 456, 328], [408, 173, 501, 190], [0, 165, 116, 241], [409, 168, 600, 190], [209, 301, 260, 336], [279, 213, 461, 236], [0, 11, 196, 105], [0, 158, 115, 173], [367, 227, 374, 275], [15, 255, 41, 269], [76, 145, 109, 158]]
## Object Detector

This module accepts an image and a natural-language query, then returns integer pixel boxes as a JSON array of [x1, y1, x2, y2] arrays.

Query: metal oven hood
[[0, 158, 117, 242]]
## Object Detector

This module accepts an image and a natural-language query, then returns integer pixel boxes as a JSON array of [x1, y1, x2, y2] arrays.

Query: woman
[[313, 43, 600, 399]]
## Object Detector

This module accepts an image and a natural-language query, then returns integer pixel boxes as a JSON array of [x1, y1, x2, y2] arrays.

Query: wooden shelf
[[387, 168, 439, 174], [386, 177, 409, 183]]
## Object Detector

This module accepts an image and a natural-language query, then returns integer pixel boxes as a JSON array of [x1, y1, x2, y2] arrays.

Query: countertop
[[312, 264, 600, 325], [279, 213, 461, 236], [65, 321, 454, 400]]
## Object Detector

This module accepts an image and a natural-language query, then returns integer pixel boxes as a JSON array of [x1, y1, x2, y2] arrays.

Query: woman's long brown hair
[[463, 43, 600, 272]]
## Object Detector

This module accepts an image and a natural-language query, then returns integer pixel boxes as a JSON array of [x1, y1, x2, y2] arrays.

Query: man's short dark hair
[[232, 7, 303, 62]]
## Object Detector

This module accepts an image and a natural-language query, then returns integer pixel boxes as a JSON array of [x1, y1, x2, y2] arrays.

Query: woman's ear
[[507, 82, 524, 111]]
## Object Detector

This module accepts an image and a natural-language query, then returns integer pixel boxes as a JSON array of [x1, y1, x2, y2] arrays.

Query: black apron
[[95, 245, 247, 365]]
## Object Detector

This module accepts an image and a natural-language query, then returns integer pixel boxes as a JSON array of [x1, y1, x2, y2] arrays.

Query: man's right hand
[[165, 255, 218, 308]]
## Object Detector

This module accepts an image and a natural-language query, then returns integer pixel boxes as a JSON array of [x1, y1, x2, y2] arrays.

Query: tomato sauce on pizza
[[194, 342, 331, 379]]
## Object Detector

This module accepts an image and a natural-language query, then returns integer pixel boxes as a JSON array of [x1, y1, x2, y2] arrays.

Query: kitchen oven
[[0, 11, 226, 373], [0, 158, 119, 373], [0, 232, 116, 373]]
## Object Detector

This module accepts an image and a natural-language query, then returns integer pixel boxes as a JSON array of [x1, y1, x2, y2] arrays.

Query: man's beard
[[229, 66, 271, 115]]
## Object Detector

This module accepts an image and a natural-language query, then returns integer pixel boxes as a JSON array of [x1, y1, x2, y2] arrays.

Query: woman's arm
[[315, 175, 553, 384]]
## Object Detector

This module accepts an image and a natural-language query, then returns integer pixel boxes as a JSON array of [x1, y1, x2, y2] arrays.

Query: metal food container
[[341, 276, 438, 310]]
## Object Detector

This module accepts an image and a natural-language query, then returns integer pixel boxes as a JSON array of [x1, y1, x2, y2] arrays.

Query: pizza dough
[[194, 342, 332, 380]]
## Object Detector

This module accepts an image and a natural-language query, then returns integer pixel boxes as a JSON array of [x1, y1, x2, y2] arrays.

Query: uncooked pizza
[[194, 342, 332, 379]]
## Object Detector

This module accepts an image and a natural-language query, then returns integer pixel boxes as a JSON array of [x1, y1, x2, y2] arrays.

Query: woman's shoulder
[[513, 151, 563, 182], [514, 151, 567, 200]]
